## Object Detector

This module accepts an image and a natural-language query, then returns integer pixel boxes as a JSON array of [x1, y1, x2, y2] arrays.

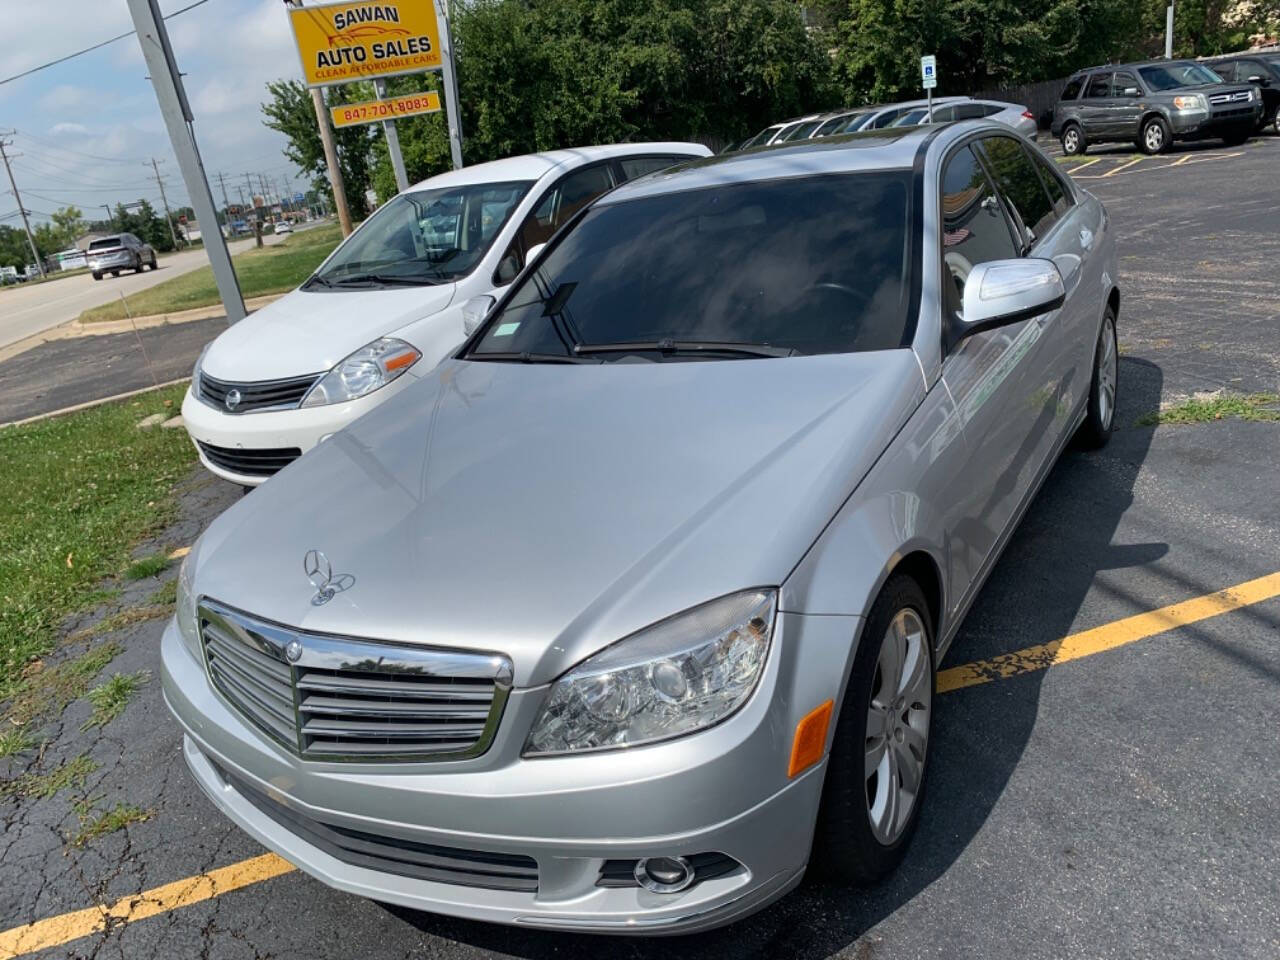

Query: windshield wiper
[[303, 273, 334, 289], [573, 339, 795, 359], [469, 351, 601, 365], [330, 273, 439, 287]]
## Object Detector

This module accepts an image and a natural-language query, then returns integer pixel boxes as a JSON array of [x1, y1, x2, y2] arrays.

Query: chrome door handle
[[1079, 228, 1094, 250]]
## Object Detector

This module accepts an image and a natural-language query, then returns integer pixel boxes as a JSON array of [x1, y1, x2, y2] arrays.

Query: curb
[[0, 378, 191, 430]]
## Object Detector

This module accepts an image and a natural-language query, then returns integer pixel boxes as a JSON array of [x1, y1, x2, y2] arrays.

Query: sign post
[[921, 55, 938, 123]]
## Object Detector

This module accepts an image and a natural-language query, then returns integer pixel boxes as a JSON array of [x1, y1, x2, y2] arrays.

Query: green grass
[[2, 753, 98, 800], [0, 383, 195, 702], [146, 578, 177, 608], [0, 724, 37, 759], [71, 802, 151, 846], [78, 224, 344, 323], [123, 552, 170, 580], [82, 671, 149, 730], [1137, 393, 1280, 426], [6, 641, 122, 728]]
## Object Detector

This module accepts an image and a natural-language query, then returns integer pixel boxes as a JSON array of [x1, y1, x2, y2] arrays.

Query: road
[[0, 232, 288, 351]]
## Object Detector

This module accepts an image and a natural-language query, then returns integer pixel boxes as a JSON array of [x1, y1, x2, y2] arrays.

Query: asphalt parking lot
[[3, 133, 1279, 959]]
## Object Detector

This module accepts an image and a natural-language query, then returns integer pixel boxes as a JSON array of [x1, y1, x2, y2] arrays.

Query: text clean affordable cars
[[87, 233, 157, 280], [164, 124, 1119, 932], [1052, 60, 1262, 155], [181, 142, 709, 485]]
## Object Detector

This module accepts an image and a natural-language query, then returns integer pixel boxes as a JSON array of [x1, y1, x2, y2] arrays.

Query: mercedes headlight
[[524, 589, 777, 756], [301, 337, 421, 407], [176, 541, 201, 659]]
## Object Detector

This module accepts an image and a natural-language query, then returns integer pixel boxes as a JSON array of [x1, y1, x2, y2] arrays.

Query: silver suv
[[1052, 59, 1262, 155], [87, 233, 157, 280]]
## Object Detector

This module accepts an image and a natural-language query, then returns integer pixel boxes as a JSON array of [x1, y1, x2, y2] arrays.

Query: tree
[[110, 200, 178, 253], [0, 224, 33, 269], [262, 79, 376, 219]]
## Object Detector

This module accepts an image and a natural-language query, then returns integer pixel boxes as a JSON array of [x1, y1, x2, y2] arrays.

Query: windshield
[[891, 108, 928, 127], [312, 181, 531, 287], [466, 172, 914, 362], [1139, 62, 1223, 90], [1266, 56, 1280, 72], [89, 237, 121, 251], [741, 126, 782, 148], [780, 120, 821, 141]]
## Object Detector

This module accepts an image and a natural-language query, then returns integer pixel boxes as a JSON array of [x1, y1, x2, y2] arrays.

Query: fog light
[[634, 856, 694, 893]]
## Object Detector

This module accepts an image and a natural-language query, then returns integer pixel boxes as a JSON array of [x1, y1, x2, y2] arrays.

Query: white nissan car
[[183, 142, 711, 486]]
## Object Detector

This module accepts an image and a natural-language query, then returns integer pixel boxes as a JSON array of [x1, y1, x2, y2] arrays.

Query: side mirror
[[525, 241, 547, 264], [1247, 75, 1268, 86], [1123, 87, 1141, 97], [954, 259, 1064, 345], [461, 294, 495, 336]]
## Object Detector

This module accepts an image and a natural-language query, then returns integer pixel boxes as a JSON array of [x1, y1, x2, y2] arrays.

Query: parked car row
[[729, 96, 1038, 151], [167, 118, 1121, 933], [1052, 57, 1271, 155]]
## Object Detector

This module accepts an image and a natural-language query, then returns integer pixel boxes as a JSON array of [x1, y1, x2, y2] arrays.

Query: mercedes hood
[[193, 351, 925, 685]]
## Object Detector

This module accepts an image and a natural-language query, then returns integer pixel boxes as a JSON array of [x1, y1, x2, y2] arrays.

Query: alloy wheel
[[1063, 128, 1080, 154], [1144, 122, 1165, 153], [1097, 314, 1117, 431], [864, 608, 931, 845]]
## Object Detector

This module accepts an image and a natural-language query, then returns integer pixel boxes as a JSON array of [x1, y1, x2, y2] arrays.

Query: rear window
[[1060, 77, 1084, 101], [89, 237, 122, 251], [469, 172, 915, 360]]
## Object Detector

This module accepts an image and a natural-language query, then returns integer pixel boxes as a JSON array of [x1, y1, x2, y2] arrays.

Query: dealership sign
[[289, 1, 442, 87], [330, 90, 441, 128]]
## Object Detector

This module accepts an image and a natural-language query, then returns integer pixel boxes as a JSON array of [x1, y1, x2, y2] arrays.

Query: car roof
[[599, 126, 940, 206], [405, 142, 710, 191]]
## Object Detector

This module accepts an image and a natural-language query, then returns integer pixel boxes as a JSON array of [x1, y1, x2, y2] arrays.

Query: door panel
[[1080, 72, 1115, 137], [1110, 71, 1143, 139], [937, 144, 1049, 597]]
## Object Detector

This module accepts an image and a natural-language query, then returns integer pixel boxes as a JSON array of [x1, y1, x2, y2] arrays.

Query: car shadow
[[381, 356, 1165, 958]]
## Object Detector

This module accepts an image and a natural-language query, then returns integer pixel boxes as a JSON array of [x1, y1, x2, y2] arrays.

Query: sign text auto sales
[[289, 1, 443, 87]]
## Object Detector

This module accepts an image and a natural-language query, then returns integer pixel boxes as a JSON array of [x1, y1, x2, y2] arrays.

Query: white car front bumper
[[181, 374, 421, 486]]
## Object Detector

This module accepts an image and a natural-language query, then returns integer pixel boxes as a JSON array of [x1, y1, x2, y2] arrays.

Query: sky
[[0, 0, 314, 230]]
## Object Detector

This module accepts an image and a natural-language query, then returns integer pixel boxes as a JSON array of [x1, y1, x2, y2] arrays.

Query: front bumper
[[161, 609, 862, 933], [1169, 103, 1263, 137], [180, 375, 420, 486]]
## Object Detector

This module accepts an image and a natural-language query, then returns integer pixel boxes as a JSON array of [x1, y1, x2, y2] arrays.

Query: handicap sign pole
[[921, 55, 938, 123]]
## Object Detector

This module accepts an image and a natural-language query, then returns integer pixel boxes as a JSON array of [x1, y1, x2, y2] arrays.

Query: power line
[[0, 133, 46, 276], [0, 0, 212, 88]]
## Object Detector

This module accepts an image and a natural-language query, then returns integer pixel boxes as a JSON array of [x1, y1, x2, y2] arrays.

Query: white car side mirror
[[959, 258, 1065, 339], [461, 295, 495, 336]]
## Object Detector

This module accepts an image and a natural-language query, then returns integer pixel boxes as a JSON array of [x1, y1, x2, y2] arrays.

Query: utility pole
[[287, 0, 352, 235], [374, 78, 410, 192], [126, 0, 245, 321], [102, 204, 114, 229], [149, 157, 181, 249], [0, 134, 46, 277], [214, 171, 232, 230]]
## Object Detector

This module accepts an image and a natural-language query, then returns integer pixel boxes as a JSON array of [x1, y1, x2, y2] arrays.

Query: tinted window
[[1029, 151, 1072, 218], [1238, 60, 1269, 81], [780, 120, 822, 141], [1139, 61, 1222, 90], [869, 109, 907, 129], [1112, 72, 1140, 97], [89, 237, 121, 251], [496, 165, 615, 282], [1061, 77, 1084, 101], [1085, 73, 1112, 98], [1212, 60, 1238, 81], [317, 181, 531, 286], [954, 103, 990, 120], [813, 114, 853, 136], [940, 145, 1019, 320], [930, 106, 957, 122], [978, 137, 1056, 245], [844, 113, 876, 132], [470, 173, 915, 360], [618, 156, 685, 181]]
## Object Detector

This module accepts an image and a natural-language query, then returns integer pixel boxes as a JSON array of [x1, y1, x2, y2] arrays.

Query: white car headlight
[[524, 589, 777, 756], [301, 337, 421, 407], [176, 542, 201, 659]]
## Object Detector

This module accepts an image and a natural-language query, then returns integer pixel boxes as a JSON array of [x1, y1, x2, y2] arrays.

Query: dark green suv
[[1051, 60, 1263, 155]]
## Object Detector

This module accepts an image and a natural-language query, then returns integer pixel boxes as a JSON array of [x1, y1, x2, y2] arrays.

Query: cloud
[[48, 122, 90, 136]]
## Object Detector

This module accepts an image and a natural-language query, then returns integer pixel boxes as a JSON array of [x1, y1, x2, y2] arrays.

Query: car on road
[[1204, 52, 1280, 132], [164, 122, 1119, 933], [1052, 59, 1263, 155], [181, 141, 710, 487], [273, 220, 293, 235], [87, 233, 157, 280]]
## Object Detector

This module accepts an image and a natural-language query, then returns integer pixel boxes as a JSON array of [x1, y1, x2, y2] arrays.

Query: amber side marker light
[[788, 699, 833, 777]]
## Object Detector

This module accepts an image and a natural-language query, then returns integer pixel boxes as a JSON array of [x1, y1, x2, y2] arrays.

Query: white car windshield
[[310, 180, 532, 289]]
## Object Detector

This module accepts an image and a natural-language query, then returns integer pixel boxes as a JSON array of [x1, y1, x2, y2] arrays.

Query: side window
[[1029, 150, 1073, 218], [494, 164, 616, 285], [1112, 71, 1140, 97], [618, 155, 684, 181], [1085, 73, 1112, 99], [940, 145, 1020, 321], [1213, 60, 1237, 81], [977, 136, 1057, 246], [1239, 60, 1266, 81], [1060, 77, 1084, 101], [952, 103, 988, 121], [930, 105, 957, 122], [979, 104, 1005, 118]]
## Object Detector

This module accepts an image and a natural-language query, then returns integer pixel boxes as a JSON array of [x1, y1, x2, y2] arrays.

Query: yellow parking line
[[1100, 156, 1144, 177], [938, 570, 1280, 693], [1068, 157, 1102, 173], [0, 854, 295, 959], [168, 546, 190, 560], [5, 570, 1279, 957]]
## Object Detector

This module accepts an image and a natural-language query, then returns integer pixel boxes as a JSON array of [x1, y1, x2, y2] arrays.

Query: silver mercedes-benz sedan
[[162, 121, 1119, 934]]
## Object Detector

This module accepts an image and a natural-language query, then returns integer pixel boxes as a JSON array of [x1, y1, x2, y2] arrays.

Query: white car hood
[[201, 284, 457, 381]]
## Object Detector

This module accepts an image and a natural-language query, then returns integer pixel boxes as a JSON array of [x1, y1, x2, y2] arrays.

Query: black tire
[[810, 574, 936, 886], [111, 270, 120, 277], [1079, 305, 1119, 448], [1139, 116, 1170, 155], [1060, 123, 1086, 156], [149, 257, 158, 270], [92, 272, 102, 281]]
